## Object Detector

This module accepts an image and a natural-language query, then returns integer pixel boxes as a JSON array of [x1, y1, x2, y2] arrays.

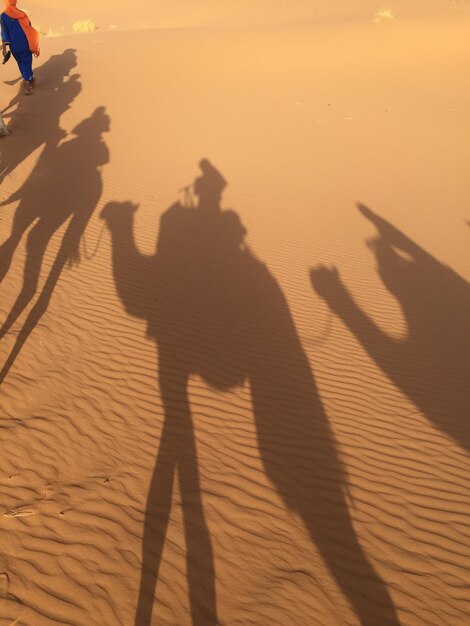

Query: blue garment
[[1, 12, 33, 81]]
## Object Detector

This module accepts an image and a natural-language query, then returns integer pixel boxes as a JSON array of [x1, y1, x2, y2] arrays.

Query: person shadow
[[0, 107, 110, 382], [0, 48, 80, 184], [102, 162, 400, 626], [311, 204, 470, 452]]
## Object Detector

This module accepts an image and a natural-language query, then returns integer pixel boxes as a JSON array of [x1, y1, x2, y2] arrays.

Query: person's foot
[[24, 80, 34, 95]]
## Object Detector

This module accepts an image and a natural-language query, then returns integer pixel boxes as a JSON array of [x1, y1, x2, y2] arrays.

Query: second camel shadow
[[311, 204, 470, 453], [0, 107, 110, 381], [102, 162, 400, 626], [0, 48, 80, 184]]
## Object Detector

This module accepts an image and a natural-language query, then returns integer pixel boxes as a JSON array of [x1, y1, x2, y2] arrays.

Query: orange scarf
[[3, 0, 40, 57]]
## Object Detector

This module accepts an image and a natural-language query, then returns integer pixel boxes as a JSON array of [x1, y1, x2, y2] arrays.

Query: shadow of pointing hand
[[311, 202, 470, 453]]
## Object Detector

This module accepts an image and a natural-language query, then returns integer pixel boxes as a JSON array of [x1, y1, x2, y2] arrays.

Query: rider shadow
[[102, 161, 400, 626], [0, 48, 80, 183], [311, 204, 470, 452], [0, 107, 110, 382]]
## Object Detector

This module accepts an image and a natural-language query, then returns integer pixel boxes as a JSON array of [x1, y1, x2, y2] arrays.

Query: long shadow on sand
[[102, 163, 400, 626], [311, 204, 470, 452], [0, 48, 80, 184], [0, 107, 110, 382]]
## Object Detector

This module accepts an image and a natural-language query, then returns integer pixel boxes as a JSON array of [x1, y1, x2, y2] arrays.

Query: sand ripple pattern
[[1, 14, 470, 626]]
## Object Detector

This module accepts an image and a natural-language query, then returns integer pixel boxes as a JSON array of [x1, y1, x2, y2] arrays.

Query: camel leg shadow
[[135, 358, 218, 626]]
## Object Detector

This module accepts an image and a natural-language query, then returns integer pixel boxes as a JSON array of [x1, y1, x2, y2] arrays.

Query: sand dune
[[29, 0, 470, 35], [24, 0, 326, 36], [1, 2, 469, 625]]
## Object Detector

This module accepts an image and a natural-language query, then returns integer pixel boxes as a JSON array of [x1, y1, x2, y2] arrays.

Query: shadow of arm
[[311, 265, 397, 358]]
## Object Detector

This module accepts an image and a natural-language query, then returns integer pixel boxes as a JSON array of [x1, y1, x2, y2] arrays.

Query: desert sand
[[1, 1, 469, 625]]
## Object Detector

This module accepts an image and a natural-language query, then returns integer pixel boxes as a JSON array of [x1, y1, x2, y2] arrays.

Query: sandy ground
[[1, 2, 470, 625]]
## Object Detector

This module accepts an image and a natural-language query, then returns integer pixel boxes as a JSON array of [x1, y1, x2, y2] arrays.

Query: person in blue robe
[[1, 3, 36, 93]]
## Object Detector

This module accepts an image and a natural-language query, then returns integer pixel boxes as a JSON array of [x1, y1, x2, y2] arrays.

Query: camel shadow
[[102, 163, 400, 626], [0, 107, 110, 382], [311, 204, 470, 452], [0, 48, 80, 184]]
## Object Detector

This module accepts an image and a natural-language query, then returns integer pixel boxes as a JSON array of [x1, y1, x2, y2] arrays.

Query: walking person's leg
[[12, 49, 34, 94]]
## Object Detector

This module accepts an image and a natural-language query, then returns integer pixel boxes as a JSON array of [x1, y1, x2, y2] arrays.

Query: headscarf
[[3, 0, 40, 57], [194, 159, 227, 205]]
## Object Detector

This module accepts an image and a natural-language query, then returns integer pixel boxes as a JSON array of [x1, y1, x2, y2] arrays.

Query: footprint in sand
[[3, 506, 37, 518]]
